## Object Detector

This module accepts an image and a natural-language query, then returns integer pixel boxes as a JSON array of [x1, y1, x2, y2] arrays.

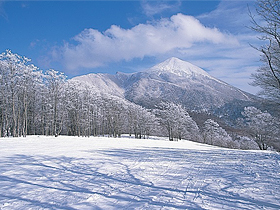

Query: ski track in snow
[[0, 136, 279, 210]]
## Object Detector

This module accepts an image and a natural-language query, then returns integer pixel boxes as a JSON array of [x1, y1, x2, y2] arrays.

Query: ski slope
[[0, 136, 279, 209]]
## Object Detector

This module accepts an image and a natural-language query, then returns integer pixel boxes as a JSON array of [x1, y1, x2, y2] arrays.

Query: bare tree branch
[[249, 0, 280, 102]]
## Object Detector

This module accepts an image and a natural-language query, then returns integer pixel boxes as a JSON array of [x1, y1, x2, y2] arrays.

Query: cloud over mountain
[[60, 13, 237, 70]]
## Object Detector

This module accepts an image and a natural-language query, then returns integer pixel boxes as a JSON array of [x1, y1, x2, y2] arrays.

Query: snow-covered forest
[[0, 50, 279, 150], [0, 50, 156, 139]]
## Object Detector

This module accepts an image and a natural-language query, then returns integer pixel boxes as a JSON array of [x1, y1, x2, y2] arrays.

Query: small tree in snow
[[156, 102, 201, 141], [236, 136, 259, 150], [202, 119, 238, 148], [241, 106, 278, 150]]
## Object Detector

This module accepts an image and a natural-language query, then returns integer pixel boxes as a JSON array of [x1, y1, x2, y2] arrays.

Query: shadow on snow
[[0, 147, 280, 209]]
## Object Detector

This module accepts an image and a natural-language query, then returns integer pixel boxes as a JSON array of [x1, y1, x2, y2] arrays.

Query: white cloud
[[141, 0, 181, 17], [186, 0, 263, 94], [60, 13, 237, 70]]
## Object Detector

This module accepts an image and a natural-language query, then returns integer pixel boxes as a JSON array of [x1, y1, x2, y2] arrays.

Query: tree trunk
[[12, 95, 17, 137]]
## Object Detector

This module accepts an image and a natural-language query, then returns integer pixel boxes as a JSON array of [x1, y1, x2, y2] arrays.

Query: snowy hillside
[[71, 73, 125, 98], [1, 136, 279, 209]]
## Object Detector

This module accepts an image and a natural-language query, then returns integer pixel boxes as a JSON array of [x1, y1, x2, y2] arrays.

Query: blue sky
[[0, 0, 262, 94]]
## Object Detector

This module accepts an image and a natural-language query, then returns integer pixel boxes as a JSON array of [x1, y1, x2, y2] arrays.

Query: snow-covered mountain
[[124, 57, 258, 110], [73, 57, 258, 113]]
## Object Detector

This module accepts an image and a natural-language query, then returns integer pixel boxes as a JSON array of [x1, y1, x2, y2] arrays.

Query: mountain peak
[[148, 57, 210, 78], [165, 57, 184, 63]]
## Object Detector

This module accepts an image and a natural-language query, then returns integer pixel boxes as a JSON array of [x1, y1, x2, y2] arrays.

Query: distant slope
[[72, 73, 125, 98]]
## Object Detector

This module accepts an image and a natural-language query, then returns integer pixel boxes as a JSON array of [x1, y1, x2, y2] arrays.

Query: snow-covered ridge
[[147, 57, 211, 78], [71, 73, 125, 97]]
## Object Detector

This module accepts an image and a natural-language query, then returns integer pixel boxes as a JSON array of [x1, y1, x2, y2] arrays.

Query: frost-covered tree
[[250, 0, 280, 101], [44, 69, 66, 136], [242, 106, 279, 150], [63, 80, 81, 136], [20, 65, 42, 136], [137, 107, 158, 139], [127, 104, 158, 139], [156, 102, 201, 141], [0, 50, 43, 137], [63, 80, 103, 137], [234, 136, 259, 150], [103, 96, 125, 137], [202, 119, 239, 148], [0, 50, 27, 136]]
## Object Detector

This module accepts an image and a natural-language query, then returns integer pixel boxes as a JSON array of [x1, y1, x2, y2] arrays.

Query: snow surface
[[0, 136, 279, 210]]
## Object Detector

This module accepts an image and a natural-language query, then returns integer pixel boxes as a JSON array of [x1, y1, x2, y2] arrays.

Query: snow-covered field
[[0, 136, 279, 210]]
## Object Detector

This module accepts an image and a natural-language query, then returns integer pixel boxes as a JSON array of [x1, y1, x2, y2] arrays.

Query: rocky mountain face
[[72, 57, 266, 124]]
